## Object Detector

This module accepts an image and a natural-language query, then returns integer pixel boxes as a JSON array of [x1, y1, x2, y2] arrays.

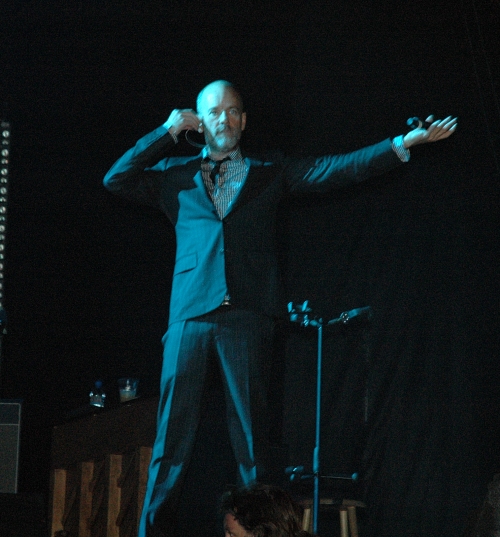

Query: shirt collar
[[201, 146, 243, 162]]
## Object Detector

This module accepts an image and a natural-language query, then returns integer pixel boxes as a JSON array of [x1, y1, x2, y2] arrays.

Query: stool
[[301, 498, 366, 537]]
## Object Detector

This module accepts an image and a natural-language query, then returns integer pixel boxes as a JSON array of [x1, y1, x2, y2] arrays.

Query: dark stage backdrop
[[1, 1, 499, 537]]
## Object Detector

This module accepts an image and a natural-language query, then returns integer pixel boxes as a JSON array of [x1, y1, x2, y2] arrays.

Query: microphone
[[406, 117, 432, 130], [285, 466, 359, 482], [340, 306, 373, 324], [328, 306, 373, 326], [288, 302, 373, 328]]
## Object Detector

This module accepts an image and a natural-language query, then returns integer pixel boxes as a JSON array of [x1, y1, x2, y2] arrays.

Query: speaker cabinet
[[0, 400, 22, 493], [0, 492, 47, 536]]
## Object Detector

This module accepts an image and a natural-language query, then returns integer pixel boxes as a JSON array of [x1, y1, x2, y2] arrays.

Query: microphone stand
[[287, 302, 372, 535]]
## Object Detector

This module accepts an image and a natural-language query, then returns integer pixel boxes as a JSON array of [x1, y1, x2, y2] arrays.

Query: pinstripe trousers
[[139, 306, 275, 537]]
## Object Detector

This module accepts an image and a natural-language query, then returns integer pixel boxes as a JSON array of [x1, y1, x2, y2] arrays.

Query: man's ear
[[241, 112, 247, 131]]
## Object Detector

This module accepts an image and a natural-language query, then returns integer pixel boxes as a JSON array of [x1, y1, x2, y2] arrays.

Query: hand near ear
[[163, 109, 203, 137]]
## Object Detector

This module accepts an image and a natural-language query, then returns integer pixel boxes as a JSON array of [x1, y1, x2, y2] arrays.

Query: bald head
[[196, 80, 244, 114]]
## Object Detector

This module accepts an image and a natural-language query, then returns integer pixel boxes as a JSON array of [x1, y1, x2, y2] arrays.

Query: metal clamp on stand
[[287, 301, 373, 535]]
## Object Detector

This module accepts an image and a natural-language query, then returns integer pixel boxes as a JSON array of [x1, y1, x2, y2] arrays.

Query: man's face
[[223, 513, 252, 537], [198, 84, 246, 156]]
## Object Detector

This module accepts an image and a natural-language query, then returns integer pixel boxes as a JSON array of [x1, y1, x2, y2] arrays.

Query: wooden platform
[[50, 396, 158, 537]]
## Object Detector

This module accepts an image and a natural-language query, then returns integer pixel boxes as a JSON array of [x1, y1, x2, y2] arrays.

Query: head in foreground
[[221, 483, 314, 537]]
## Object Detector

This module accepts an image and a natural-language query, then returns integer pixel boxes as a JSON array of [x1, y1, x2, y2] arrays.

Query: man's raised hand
[[164, 109, 203, 137], [403, 115, 457, 148]]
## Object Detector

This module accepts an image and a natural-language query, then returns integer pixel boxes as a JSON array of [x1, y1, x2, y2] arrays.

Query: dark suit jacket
[[103, 126, 402, 324]]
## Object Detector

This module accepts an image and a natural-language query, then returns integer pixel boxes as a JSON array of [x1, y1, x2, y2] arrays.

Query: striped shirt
[[201, 146, 249, 218]]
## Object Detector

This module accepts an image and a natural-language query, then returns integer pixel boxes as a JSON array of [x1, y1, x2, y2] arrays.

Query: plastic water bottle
[[89, 380, 106, 408]]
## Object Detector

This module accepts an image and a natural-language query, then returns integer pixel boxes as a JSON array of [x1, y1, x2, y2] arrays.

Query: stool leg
[[340, 507, 349, 537], [347, 505, 358, 537], [302, 507, 312, 532]]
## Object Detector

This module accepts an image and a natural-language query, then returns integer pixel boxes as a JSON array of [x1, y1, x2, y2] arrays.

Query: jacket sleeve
[[103, 126, 176, 207], [285, 138, 403, 193]]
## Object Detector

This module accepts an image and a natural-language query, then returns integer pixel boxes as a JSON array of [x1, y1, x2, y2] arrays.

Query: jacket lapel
[[225, 156, 276, 215]]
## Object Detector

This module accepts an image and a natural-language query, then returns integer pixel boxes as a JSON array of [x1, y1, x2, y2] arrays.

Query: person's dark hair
[[220, 483, 313, 537]]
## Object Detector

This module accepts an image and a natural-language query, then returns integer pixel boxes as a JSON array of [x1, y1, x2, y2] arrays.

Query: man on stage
[[103, 80, 456, 537]]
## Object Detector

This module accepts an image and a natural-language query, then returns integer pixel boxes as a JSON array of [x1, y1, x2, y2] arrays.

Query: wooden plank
[[79, 461, 94, 537], [137, 446, 152, 530], [50, 468, 67, 535], [107, 454, 122, 537]]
